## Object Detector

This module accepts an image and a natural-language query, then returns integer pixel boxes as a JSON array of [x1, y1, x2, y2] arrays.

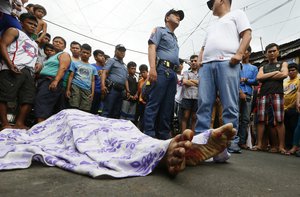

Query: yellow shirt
[[284, 77, 300, 110]]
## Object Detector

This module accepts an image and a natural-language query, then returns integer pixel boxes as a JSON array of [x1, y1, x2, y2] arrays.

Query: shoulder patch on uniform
[[151, 28, 157, 35]]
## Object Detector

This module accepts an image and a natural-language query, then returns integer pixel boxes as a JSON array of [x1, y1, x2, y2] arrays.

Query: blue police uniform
[[102, 57, 128, 118], [144, 26, 179, 140]]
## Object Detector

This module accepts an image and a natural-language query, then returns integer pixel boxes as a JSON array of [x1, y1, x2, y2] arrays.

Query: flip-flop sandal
[[239, 144, 250, 150], [279, 149, 287, 155], [251, 146, 262, 151], [268, 148, 278, 153]]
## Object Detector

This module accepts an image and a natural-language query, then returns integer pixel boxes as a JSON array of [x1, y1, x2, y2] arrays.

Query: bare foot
[[0, 124, 13, 131], [13, 124, 29, 130], [163, 129, 194, 176], [185, 123, 236, 166]]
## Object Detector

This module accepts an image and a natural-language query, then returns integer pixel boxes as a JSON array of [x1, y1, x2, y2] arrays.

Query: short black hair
[[70, 41, 81, 48], [26, 4, 35, 8], [93, 49, 104, 57], [43, 43, 55, 51], [265, 43, 279, 52], [288, 63, 299, 71], [33, 4, 47, 16], [139, 64, 148, 72], [179, 58, 184, 65], [81, 43, 92, 52], [38, 32, 51, 40], [104, 54, 110, 60], [127, 61, 137, 69], [19, 13, 38, 23], [190, 55, 198, 60], [53, 36, 67, 47]]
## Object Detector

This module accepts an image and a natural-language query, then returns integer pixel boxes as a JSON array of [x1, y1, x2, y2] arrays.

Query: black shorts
[[34, 77, 65, 119], [0, 68, 35, 104], [181, 98, 198, 112]]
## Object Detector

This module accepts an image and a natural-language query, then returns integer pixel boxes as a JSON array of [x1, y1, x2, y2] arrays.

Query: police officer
[[144, 9, 184, 139], [101, 44, 130, 118]]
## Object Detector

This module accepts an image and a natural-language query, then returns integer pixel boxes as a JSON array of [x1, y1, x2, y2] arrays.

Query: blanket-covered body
[[0, 109, 171, 178], [0, 109, 217, 178]]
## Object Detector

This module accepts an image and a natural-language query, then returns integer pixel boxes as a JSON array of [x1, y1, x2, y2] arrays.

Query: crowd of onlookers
[[0, 1, 299, 157]]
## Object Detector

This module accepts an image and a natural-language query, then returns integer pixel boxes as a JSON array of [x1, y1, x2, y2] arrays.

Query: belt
[[158, 59, 176, 70], [39, 75, 55, 80]]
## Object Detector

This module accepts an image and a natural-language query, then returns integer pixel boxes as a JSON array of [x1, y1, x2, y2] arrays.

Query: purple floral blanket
[[0, 109, 170, 178]]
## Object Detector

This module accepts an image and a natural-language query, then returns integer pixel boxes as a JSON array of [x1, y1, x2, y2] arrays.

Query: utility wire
[[250, 0, 293, 24], [180, 10, 210, 47], [45, 19, 148, 55], [253, 15, 300, 31], [275, 0, 296, 40], [114, 0, 154, 43], [75, 0, 93, 33], [241, 0, 269, 11]]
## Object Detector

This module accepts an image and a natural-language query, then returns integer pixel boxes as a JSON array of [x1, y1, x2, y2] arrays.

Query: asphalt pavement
[[0, 150, 299, 197]]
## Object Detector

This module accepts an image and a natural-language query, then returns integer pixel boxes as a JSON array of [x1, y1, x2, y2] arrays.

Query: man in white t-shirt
[[196, 0, 252, 153]]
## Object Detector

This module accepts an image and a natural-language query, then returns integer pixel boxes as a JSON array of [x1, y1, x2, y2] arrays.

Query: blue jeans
[[195, 61, 240, 133], [238, 94, 252, 144], [144, 65, 177, 140], [102, 88, 123, 118]]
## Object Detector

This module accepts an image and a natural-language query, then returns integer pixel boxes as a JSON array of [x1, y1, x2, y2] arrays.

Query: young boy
[[43, 43, 57, 59], [66, 44, 98, 112], [34, 43, 56, 75], [136, 64, 148, 130], [91, 49, 106, 115], [32, 4, 47, 43], [120, 61, 138, 122]]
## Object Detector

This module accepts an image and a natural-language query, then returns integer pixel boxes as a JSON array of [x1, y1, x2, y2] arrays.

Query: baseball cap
[[165, 9, 184, 22], [115, 44, 126, 51], [207, 0, 215, 10]]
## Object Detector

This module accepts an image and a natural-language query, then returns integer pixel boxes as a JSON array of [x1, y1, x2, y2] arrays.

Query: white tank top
[[0, 29, 38, 71]]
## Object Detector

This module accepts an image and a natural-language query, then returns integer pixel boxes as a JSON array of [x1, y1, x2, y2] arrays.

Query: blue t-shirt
[[104, 57, 128, 85], [148, 26, 179, 66], [91, 63, 104, 93], [70, 61, 98, 90]]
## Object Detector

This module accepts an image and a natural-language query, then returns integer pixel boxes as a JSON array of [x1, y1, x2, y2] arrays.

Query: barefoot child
[[32, 4, 47, 43]]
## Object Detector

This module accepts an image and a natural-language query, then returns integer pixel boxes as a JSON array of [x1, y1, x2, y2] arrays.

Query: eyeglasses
[[190, 60, 197, 62]]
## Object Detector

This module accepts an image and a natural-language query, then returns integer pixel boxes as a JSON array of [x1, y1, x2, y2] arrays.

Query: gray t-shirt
[[182, 70, 198, 99]]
